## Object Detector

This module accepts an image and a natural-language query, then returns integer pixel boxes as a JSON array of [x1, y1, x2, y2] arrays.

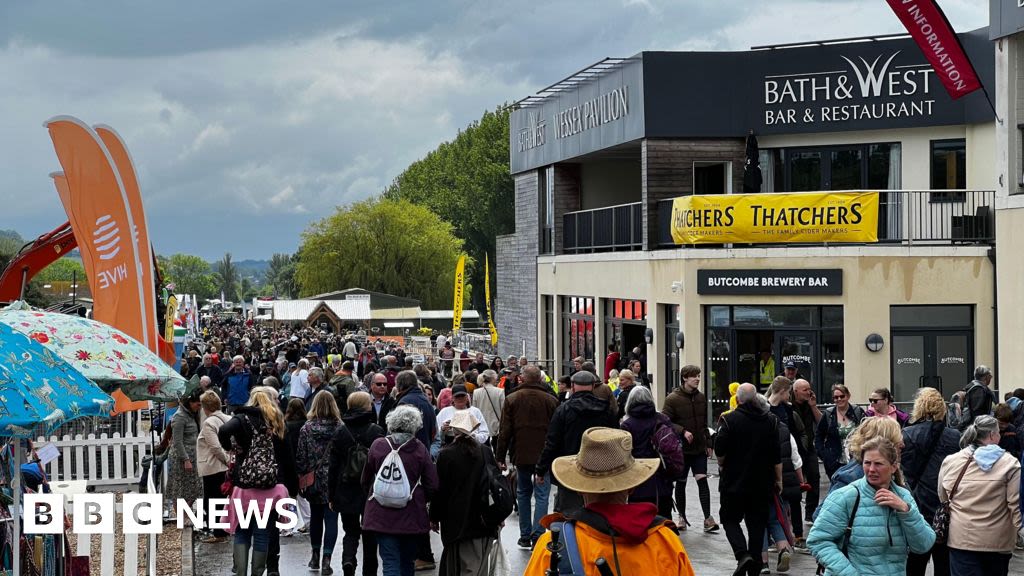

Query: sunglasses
[[868, 397, 884, 403], [832, 395, 845, 400]]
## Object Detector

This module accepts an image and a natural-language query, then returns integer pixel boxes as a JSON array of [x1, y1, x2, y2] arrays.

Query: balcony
[[563, 202, 643, 254], [655, 190, 995, 248]]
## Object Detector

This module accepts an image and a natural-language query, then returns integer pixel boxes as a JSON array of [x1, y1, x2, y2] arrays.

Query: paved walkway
[[195, 463, 1024, 575]]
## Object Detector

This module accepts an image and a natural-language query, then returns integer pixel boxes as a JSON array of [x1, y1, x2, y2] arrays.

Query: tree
[[382, 106, 514, 313], [36, 258, 87, 285], [160, 253, 216, 299], [214, 253, 240, 302], [266, 253, 298, 298], [296, 198, 467, 309]]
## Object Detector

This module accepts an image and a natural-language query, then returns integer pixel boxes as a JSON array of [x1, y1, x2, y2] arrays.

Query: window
[[663, 304, 681, 397], [890, 305, 974, 400], [539, 166, 554, 254], [930, 139, 966, 202], [543, 295, 554, 368], [767, 144, 899, 192], [561, 296, 595, 377]]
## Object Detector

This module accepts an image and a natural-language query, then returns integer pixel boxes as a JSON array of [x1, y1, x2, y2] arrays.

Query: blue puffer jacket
[[808, 477, 935, 576]]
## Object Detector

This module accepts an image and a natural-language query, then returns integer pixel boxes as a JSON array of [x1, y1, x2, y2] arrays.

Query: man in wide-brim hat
[[524, 427, 696, 576]]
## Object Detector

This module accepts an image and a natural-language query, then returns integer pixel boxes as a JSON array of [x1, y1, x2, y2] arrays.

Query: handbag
[[932, 456, 971, 543], [299, 449, 331, 492]]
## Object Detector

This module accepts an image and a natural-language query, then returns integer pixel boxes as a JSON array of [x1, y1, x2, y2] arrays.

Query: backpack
[[651, 423, 686, 479], [369, 437, 420, 508], [235, 417, 279, 489], [340, 425, 370, 484], [479, 445, 514, 527]]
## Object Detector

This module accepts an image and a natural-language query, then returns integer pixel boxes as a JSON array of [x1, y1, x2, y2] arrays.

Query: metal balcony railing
[[655, 190, 995, 248], [563, 202, 643, 254]]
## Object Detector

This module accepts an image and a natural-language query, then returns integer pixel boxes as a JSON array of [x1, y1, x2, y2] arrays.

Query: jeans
[[309, 502, 339, 554], [948, 547, 1011, 576], [516, 466, 550, 539], [377, 533, 418, 576], [762, 499, 790, 551], [234, 525, 271, 552], [341, 513, 378, 576], [907, 541, 950, 576]]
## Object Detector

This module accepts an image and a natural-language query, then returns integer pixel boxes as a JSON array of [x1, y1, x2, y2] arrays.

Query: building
[[496, 28, 998, 420], [267, 287, 481, 336]]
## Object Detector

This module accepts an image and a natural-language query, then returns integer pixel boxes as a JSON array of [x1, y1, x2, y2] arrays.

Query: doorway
[[891, 332, 972, 401]]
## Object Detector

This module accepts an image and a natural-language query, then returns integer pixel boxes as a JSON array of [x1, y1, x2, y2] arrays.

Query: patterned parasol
[[0, 322, 113, 437], [0, 308, 186, 402]]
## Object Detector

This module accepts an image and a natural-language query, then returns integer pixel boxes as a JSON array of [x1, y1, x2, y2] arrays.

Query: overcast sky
[[0, 1, 987, 260]]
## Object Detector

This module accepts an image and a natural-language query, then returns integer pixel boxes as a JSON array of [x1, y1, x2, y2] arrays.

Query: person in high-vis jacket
[[524, 427, 696, 576]]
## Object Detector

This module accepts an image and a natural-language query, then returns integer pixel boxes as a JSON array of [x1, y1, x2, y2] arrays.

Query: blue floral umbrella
[[0, 322, 112, 438]]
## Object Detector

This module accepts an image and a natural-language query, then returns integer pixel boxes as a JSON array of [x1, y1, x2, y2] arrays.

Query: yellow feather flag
[[452, 255, 465, 333], [486, 254, 498, 346]]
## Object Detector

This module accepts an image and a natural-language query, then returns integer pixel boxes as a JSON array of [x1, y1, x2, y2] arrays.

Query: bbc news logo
[[23, 494, 300, 534]]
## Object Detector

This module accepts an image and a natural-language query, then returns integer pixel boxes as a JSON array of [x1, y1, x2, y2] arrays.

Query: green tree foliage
[[214, 253, 240, 302], [382, 106, 513, 312], [266, 253, 298, 298], [296, 198, 467, 309], [35, 258, 87, 285], [160, 253, 217, 299]]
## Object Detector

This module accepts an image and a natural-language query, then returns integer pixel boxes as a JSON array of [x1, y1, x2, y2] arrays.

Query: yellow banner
[[670, 192, 879, 244], [485, 254, 498, 347], [452, 255, 465, 333]]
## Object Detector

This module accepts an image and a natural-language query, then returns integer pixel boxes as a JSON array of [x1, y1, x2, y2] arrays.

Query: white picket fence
[[34, 432, 153, 487], [67, 501, 158, 575]]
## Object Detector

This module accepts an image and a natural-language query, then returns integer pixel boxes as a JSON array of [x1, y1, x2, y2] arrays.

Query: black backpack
[[340, 425, 371, 484], [479, 445, 514, 527]]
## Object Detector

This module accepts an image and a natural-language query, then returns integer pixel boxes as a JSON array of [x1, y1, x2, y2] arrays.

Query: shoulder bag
[[932, 456, 971, 544]]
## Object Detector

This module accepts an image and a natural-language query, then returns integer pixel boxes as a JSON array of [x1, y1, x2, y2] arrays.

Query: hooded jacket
[[938, 446, 1022, 553], [714, 400, 781, 496], [535, 390, 618, 479], [328, 409, 384, 514], [296, 417, 342, 504], [900, 419, 960, 522], [808, 477, 935, 576], [662, 386, 708, 455], [523, 503, 696, 576]]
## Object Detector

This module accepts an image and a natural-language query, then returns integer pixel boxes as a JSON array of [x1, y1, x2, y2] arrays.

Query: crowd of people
[[162, 317, 1024, 576]]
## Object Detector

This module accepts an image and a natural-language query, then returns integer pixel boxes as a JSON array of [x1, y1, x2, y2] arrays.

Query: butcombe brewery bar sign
[[697, 269, 844, 296], [670, 191, 879, 244]]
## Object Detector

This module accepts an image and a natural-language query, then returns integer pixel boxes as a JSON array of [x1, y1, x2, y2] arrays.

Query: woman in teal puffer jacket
[[808, 436, 935, 576]]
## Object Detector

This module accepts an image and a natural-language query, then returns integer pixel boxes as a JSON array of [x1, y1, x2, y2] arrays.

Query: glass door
[[890, 331, 972, 401], [775, 330, 818, 394]]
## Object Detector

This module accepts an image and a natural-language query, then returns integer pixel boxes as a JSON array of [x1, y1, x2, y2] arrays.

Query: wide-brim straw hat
[[449, 410, 480, 436], [552, 427, 660, 494]]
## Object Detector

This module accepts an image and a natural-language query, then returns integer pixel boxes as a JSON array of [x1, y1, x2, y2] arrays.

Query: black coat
[[901, 419, 961, 522], [429, 438, 500, 545], [535, 391, 618, 479], [714, 402, 781, 496], [815, 404, 866, 478], [373, 394, 397, 429], [216, 406, 298, 496], [328, 410, 384, 514]]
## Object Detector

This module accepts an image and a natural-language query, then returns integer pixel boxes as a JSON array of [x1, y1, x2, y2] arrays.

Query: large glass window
[[765, 144, 900, 193], [663, 304, 681, 397], [705, 305, 844, 422], [930, 139, 966, 202], [561, 296, 595, 377], [604, 299, 648, 383], [542, 295, 554, 370], [540, 166, 554, 254]]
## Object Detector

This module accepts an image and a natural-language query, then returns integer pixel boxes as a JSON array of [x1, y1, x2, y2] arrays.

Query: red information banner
[[885, 0, 981, 100]]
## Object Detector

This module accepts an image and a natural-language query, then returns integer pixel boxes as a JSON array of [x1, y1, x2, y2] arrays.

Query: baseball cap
[[784, 361, 797, 369], [451, 384, 470, 397]]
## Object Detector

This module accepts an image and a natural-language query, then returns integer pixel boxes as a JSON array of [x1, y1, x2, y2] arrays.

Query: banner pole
[[980, 83, 1003, 125]]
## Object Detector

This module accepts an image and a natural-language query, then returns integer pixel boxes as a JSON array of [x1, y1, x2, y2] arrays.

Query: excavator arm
[[0, 221, 77, 302]]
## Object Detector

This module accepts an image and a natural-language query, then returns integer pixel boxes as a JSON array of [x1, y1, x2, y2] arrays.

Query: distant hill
[[0, 229, 24, 256], [232, 259, 270, 281]]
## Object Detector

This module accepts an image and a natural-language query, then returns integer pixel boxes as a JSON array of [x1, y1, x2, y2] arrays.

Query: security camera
[[670, 281, 682, 293]]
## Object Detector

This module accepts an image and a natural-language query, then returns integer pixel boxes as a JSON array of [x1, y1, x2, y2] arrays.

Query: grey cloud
[[0, 1, 987, 259]]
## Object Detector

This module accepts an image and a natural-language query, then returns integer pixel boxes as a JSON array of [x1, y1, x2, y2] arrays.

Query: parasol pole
[[12, 440, 22, 576]]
